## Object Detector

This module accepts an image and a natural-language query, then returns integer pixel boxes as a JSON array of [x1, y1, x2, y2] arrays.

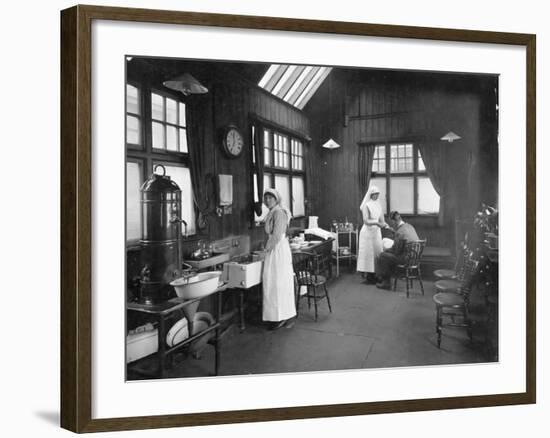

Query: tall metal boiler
[[139, 165, 184, 304]]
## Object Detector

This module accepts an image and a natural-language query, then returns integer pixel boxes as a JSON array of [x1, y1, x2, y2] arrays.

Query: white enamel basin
[[170, 271, 222, 300]]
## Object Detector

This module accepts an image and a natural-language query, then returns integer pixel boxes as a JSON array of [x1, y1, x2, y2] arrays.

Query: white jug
[[308, 216, 319, 229]]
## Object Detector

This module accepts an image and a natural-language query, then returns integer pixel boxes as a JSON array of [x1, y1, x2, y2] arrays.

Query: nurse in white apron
[[262, 188, 296, 330], [357, 185, 389, 283]]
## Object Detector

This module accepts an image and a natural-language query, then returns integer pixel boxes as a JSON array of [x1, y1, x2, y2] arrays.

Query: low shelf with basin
[[126, 280, 228, 379]]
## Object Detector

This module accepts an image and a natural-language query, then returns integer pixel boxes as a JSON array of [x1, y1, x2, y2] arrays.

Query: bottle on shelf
[[345, 217, 352, 231]]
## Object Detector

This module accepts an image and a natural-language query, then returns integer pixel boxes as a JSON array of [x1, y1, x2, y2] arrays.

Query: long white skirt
[[357, 224, 382, 273], [262, 238, 296, 322]]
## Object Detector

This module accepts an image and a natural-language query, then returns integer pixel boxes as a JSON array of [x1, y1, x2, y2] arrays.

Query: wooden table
[[291, 238, 334, 279], [126, 285, 226, 378]]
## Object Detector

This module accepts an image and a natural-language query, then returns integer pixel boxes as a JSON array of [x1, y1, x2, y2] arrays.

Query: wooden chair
[[292, 251, 332, 321], [433, 248, 474, 295], [314, 239, 334, 280], [434, 239, 470, 280], [433, 257, 480, 348], [393, 239, 427, 298], [477, 253, 499, 360]]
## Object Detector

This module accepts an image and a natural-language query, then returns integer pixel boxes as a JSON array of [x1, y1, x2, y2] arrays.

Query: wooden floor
[[155, 269, 496, 379]]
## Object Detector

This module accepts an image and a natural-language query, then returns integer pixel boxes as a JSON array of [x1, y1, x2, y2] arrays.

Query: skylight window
[[258, 64, 332, 110], [271, 66, 297, 95], [283, 66, 313, 101]]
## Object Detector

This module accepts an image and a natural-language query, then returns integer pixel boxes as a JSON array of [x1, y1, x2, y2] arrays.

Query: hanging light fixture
[[163, 73, 208, 96], [322, 73, 341, 150], [322, 138, 341, 149], [440, 131, 462, 143]]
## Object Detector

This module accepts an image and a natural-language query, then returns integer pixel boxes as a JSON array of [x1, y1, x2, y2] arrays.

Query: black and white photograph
[[125, 56, 499, 380], [2, 0, 546, 434]]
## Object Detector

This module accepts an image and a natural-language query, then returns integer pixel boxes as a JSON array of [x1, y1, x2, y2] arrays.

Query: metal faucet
[[178, 262, 197, 284], [170, 215, 188, 239]]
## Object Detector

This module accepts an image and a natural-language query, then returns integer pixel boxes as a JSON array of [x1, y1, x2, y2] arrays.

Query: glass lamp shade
[[440, 131, 461, 143], [163, 73, 208, 96], [322, 138, 341, 149]]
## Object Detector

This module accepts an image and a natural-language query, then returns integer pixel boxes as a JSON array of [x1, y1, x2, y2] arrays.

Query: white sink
[[221, 260, 263, 289], [170, 271, 222, 300]]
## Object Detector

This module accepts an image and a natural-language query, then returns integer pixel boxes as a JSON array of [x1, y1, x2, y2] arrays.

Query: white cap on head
[[360, 185, 381, 210]]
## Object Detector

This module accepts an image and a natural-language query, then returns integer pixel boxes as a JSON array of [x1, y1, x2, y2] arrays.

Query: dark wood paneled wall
[[304, 69, 498, 249], [127, 59, 310, 255], [212, 82, 309, 241]]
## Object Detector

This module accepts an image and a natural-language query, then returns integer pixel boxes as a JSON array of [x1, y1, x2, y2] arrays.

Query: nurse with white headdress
[[261, 188, 296, 330], [357, 185, 390, 283]]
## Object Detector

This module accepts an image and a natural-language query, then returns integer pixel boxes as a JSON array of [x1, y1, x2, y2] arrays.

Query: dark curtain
[[358, 145, 375, 198], [186, 97, 212, 230], [252, 125, 265, 216], [418, 142, 448, 227]]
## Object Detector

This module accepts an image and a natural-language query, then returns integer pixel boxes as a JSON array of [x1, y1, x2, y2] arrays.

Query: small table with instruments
[[331, 229, 358, 277]]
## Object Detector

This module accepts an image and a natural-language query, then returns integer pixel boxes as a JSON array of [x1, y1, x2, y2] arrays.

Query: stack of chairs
[[432, 254, 480, 348]]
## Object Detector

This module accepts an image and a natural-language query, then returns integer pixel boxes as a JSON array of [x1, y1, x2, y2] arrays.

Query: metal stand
[[127, 285, 226, 378], [332, 229, 358, 277]]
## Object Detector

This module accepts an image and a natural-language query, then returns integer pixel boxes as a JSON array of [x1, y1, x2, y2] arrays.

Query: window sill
[[150, 148, 189, 156], [127, 240, 141, 251]]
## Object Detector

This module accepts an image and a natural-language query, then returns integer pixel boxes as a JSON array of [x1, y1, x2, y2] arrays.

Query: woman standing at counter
[[262, 188, 296, 330], [357, 185, 389, 283]]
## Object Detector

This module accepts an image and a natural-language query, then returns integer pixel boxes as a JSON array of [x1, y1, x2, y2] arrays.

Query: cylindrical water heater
[[138, 165, 182, 304]]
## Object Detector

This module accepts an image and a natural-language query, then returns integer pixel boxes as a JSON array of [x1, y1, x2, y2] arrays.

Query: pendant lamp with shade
[[163, 73, 208, 96], [322, 73, 341, 150], [322, 138, 341, 149], [440, 131, 462, 143]]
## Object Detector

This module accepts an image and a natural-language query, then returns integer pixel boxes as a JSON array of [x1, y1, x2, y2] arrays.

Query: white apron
[[357, 204, 383, 273], [262, 234, 296, 322]]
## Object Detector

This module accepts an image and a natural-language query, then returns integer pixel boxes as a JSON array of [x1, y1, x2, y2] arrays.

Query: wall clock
[[221, 125, 244, 158]]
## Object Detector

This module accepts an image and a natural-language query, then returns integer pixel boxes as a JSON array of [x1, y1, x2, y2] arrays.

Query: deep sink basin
[[170, 271, 222, 300]]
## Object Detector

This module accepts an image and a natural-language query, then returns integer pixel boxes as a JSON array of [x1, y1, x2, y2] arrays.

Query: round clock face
[[223, 127, 244, 157]]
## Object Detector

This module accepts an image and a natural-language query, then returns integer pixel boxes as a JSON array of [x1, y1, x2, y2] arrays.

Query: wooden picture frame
[[60, 4, 536, 433]]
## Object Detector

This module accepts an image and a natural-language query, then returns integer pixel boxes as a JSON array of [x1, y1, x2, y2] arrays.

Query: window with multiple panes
[[273, 132, 290, 168], [368, 143, 439, 215], [252, 123, 306, 224], [291, 139, 304, 171], [126, 84, 196, 242], [372, 144, 385, 173], [126, 84, 141, 146], [151, 91, 188, 153], [390, 143, 414, 173], [126, 160, 143, 241]]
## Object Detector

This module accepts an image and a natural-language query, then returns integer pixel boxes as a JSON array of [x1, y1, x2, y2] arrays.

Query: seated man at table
[[376, 211, 419, 290]]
